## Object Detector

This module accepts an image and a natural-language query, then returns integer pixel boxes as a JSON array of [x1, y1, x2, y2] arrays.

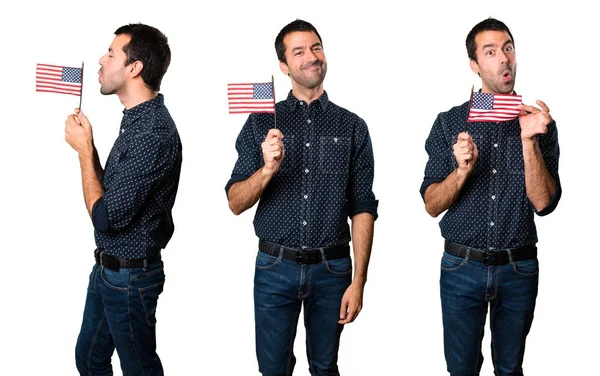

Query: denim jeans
[[254, 249, 353, 376], [440, 249, 539, 376], [75, 261, 165, 376]]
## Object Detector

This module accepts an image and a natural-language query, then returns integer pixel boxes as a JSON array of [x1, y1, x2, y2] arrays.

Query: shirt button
[[299, 102, 304, 106], [492, 169, 497, 174], [305, 169, 309, 173], [306, 143, 310, 147], [302, 246, 307, 249], [307, 119, 312, 124], [303, 221, 307, 226], [491, 195, 496, 200], [494, 143, 498, 147], [489, 247, 493, 250], [490, 222, 495, 226], [304, 195, 308, 199]]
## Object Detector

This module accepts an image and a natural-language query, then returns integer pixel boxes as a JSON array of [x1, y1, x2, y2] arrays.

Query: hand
[[338, 282, 364, 324], [452, 132, 478, 176], [65, 108, 94, 153], [518, 100, 552, 141], [261, 129, 285, 176]]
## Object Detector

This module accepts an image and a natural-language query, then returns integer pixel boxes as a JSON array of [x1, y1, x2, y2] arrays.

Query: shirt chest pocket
[[319, 136, 351, 174], [507, 137, 524, 174], [277, 134, 299, 173]]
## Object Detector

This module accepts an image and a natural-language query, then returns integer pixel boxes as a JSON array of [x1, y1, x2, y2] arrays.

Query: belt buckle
[[482, 251, 498, 266], [296, 250, 311, 265]]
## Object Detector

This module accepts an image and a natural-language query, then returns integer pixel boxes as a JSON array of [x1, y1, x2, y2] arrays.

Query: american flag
[[228, 82, 275, 114], [467, 92, 522, 122], [36, 63, 82, 96]]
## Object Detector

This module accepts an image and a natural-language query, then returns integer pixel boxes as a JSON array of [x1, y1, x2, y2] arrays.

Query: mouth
[[501, 69, 512, 82]]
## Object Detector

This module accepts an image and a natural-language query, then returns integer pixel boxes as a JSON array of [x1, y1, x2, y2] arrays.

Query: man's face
[[279, 31, 327, 90], [98, 34, 131, 95], [470, 30, 517, 94]]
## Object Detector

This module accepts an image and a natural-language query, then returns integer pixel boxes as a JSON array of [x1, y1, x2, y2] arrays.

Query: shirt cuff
[[534, 178, 562, 216], [92, 197, 110, 233], [349, 199, 379, 220], [420, 177, 445, 200], [225, 173, 251, 196]]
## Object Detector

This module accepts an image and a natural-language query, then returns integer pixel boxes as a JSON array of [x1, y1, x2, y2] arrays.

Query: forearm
[[523, 139, 555, 211], [424, 168, 469, 217], [228, 167, 272, 215], [78, 146, 104, 217], [350, 212, 375, 286]]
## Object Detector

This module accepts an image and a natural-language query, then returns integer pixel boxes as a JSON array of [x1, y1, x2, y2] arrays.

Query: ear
[[469, 59, 479, 75], [129, 60, 144, 78], [279, 60, 289, 76]]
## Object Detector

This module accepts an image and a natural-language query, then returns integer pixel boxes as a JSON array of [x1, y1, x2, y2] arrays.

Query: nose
[[98, 53, 106, 66]]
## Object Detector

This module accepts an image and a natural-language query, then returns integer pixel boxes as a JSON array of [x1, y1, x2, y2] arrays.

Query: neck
[[117, 83, 157, 109], [291, 84, 324, 104]]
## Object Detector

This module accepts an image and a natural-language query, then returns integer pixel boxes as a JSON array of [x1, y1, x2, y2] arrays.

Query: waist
[[94, 248, 162, 271], [444, 240, 537, 266], [258, 240, 350, 265]]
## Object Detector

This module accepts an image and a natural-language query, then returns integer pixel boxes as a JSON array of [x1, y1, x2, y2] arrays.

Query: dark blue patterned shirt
[[226, 91, 378, 249], [420, 100, 561, 250], [92, 94, 182, 259]]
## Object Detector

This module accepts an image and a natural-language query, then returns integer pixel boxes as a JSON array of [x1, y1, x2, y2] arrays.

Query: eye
[[294, 51, 302, 56], [312, 46, 322, 52], [505, 45, 514, 53], [485, 50, 494, 56]]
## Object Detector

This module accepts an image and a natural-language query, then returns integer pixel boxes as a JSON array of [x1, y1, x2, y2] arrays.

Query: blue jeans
[[254, 250, 352, 376], [75, 261, 165, 376], [440, 250, 539, 376]]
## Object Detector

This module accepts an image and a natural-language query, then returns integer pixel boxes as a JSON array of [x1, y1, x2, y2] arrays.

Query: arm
[[65, 109, 105, 217], [424, 132, 478, 217], [227, 128, 285, 215], [519, 100, 558, 212], [339, 212, 374, 324]]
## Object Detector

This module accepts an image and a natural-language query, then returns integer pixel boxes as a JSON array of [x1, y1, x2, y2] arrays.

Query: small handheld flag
[[227, 82, 275, 114], [36, 63, 83, 96], [467, 91, 522, 123]]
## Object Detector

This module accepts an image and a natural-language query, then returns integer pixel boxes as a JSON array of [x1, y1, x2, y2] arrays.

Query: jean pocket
[[255, 251, 280, 270], [440, 252, 466, 272], [320, 136, 351, 174], [100, 267, 129, 292], [138, 281, 164, 326], [511, 258, 539, 277], [325, 257, 352, 276]]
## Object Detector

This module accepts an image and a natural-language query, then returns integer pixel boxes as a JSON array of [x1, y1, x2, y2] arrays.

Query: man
[[65, 23, 181, 376], [420, 18, 561, 376], [226, 19, 378, 376]]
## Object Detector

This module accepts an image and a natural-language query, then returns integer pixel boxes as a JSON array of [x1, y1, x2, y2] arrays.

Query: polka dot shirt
[[93, 94, 182, 259], [420, 100, 561, 250], [226, 91, 378, 249]]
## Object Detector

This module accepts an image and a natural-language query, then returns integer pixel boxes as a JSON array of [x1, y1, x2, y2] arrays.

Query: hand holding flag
[[517, 100, 552, 141]]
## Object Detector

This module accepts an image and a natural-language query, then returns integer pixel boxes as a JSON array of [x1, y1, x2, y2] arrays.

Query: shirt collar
[[121, 94, 164, 129], [284, 90, 329, 112]]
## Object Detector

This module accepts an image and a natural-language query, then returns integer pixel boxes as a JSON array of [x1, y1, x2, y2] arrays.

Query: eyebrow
[[482, 40, 514, 50], [291, 42, 322, 53]]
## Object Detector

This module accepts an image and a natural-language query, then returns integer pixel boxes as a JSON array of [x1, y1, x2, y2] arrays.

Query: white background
[[0, 0, 597, 374]]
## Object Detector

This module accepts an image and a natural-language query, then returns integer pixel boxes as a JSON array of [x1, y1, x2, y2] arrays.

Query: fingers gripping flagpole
[[78, 61, 85, 110], [272, 75, 277, 129]]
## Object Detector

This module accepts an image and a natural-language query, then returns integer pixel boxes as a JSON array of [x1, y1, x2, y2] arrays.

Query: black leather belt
[[259, 240, 350, 265], [94, 248, 161, 271], [444, 240, 536, 266]]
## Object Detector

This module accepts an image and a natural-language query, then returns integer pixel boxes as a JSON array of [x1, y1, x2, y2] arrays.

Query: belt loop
[[143, 257, 148, 271], [318, 248, 326, 262], [465, 248, 471, 263], [506, 249, 514, 264], [277, 246, 284, 261], [99, 250, 105, 268]]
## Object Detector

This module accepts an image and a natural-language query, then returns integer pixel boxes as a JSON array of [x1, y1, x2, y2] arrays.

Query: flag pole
[[272, 74, 277, 129], [78, 61, 84, 110], [465, 84, 474, 133]]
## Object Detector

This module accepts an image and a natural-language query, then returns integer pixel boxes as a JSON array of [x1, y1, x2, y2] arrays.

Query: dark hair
[[114, 23, 171, 92], [466, 18, 514, 62], [275, 19, 323, 63]]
